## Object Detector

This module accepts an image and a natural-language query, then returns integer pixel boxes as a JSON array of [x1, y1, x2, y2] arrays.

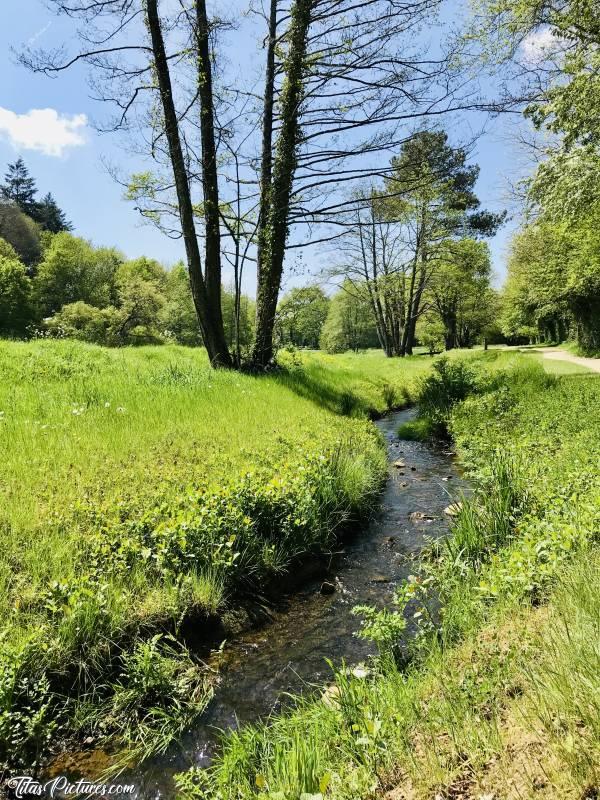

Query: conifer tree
[[36, 192, 72, 233], [1, 158, 38, 216]]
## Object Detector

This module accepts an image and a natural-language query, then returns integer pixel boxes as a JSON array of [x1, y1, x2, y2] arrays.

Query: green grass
[[0, 340, 429, 769], [276, 348, 424, 415], [176, 353, 600, 800], [397, 417, 432, 441]]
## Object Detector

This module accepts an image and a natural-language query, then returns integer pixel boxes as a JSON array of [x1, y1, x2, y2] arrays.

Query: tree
[[161, 263, 203, 346], [276, 286, 329, 349], [501, 222, 572, 343], [34, 232, 121, 316], [252, 0, 314, 367], [251, 0, 460, 367], [35, 193, 72, 233], [0, 254, 33, 336], [468, 3, 600, 352], [328, 191, 410, 357], [116, 256, 167, 291], [500, 143, 600, 352], [1, 161, 70, 233], [1, 159, 38, 217], [472, 0, 600, 148], [25, 0, 475, 369], [384, 131, 503, 354], [0, 203, 41, 267], [113, 276, 165, 343], [328, 133, 502, 357], [319, 283, 378, 353], [430, 239, 495, 349]]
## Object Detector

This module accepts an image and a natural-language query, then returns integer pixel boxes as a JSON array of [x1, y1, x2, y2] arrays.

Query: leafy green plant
[[416, 357, 482, 435], [0, 633, 56, 770], [91, 635, 212, 763]]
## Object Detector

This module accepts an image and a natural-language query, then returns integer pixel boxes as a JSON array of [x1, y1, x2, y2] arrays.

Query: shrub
[[416, 357, 482, 435], [0, 255, 33, 336], [45, 301, 116, 344]]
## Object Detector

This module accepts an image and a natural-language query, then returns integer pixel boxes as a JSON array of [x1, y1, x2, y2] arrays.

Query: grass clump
[[178, 354, 600, 799], [401, 350, 554, 440], [0, 341, 424, 769], [396, 417, 432, 441], [97, 635, 213, 765]]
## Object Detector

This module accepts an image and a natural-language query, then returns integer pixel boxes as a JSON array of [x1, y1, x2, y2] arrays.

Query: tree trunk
[[146, 0, 231, 367], [256, 0, 277, 278], [400, 256, 418, 356], [196, 0, 224, 321], [360, 208, 389, 355], [443, 309, 457, 350], [252, 0, 313, 369], [405, 273, 425, 355]]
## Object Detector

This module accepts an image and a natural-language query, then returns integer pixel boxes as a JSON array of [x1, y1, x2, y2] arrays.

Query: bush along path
[[175, 352, 600, 800], [0, 343, 430, 774]]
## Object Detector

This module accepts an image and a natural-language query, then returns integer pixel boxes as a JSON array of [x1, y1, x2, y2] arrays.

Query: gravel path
[[539, 348, 600, 373]]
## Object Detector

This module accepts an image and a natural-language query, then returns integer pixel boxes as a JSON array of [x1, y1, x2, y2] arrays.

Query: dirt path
[[538, 348, 600, 373]]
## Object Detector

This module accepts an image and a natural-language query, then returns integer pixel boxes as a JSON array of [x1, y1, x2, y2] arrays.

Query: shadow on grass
[[277, 368, 365, 416], [271, 362, 410, 419]]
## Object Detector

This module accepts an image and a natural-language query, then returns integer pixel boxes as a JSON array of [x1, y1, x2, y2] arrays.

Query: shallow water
[[115, 408, 465, 798]]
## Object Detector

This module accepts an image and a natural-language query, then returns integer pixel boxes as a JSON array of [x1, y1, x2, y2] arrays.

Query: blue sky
[[0, 0, 532, 291], [0, 0, 180, 265]]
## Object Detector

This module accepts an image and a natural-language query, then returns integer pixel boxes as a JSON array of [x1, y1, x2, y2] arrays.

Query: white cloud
[[521, 28, 562, 64], [0, 107, 88, 157]]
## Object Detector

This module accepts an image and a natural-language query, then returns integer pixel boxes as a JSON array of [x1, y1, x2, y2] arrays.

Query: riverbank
[[175, 352, 600, 799], [118, 408, 466, 797], [0, 342, 430, 772]]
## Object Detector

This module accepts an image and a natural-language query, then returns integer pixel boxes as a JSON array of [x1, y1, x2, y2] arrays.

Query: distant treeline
[[0, 156, 499, 356], [501, 147, 600, 355], [0, 159, 254, 348]]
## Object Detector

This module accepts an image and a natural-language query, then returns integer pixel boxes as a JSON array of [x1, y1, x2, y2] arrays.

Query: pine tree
[[1, 158, 38, 216], [35, 192, 72, 233], [1, 160, 72, 233]]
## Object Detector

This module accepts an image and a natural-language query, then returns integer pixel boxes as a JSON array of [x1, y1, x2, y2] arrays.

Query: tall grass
[[526, 553, 600, 789], [445, 453, 525, 568]]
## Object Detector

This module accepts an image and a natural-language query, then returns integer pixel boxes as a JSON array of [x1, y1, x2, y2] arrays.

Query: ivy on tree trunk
[[252, 0, 314, 369]]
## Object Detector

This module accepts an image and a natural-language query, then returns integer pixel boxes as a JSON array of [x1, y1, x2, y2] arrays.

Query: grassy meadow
[[176, 352, 600, 800], [0, 340, 429, 768]]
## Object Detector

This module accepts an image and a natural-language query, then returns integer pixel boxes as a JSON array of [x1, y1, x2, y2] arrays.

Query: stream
[[46, 408, 465, 798], [117, 408, 466, 798]]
